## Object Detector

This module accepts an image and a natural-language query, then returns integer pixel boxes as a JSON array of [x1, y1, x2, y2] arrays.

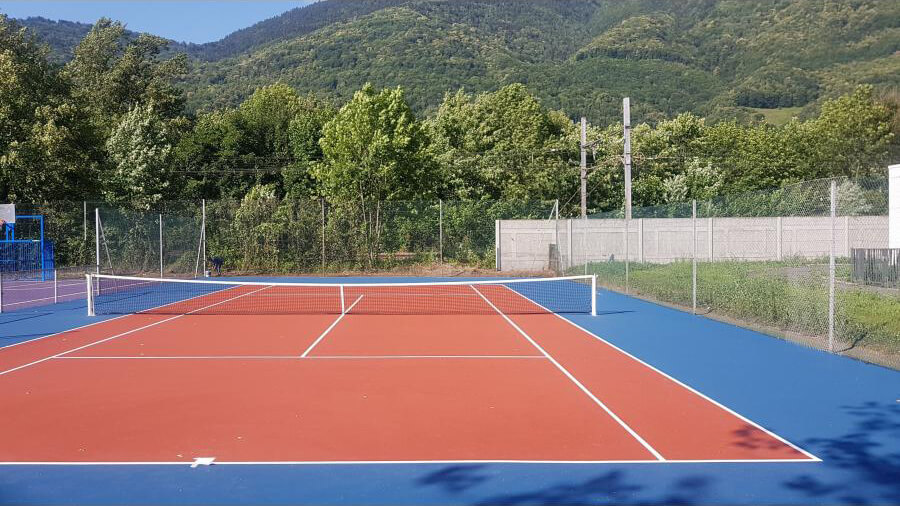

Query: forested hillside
[[181, 0, 900, 122], [12, 0, 900, 123]]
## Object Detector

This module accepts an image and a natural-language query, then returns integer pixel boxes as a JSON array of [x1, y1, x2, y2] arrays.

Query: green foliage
[[0, 15, 99, 202], [317, 84, 436, 266], [317, 84, 435, 202], [104, 103, 176, 209], [63, 18, 187, 135], [429, 84, 577, 203]]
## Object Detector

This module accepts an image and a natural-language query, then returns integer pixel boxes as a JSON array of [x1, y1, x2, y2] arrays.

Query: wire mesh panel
[[832, 177, 898, 362]]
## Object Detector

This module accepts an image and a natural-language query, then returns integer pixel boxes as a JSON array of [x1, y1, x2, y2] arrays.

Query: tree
[[806, 85, 894, 179], [316, 84, 435, 266], [0, 15, 98, 202], [104, 103, 176, 209], [64, 19, 186, 135], [428, 84, 577, 203]]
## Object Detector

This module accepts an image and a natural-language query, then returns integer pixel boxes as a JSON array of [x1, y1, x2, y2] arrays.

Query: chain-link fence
[[539, 175, 898, 369]]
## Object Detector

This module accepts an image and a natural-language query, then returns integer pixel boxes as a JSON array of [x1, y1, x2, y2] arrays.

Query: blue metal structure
[[0, 215, 55, 280]]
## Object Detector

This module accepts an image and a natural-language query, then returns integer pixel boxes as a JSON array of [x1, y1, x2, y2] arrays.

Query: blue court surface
[[0, 277, 898, 505]]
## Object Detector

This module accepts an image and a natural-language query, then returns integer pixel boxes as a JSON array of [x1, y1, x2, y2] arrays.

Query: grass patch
[[749, 106, 804, 125], [580, 260, 900, 354]]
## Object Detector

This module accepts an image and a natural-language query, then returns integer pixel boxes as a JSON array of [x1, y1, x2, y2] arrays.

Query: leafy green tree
[[0, 15, 98, 202], [104, 103, 176, 209], [429, 84, 577, 203], [64, 18, 186, 135], [317, 84, 435, 265], [806, 85, 894, 179]]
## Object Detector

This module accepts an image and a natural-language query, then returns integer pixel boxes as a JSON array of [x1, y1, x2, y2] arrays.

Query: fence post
[[495, 220, 501, 271], [844, 216, 850, 257], [708, 217, 714, 261], [829, 179, 836, 352], [624, 217, 630, 294], [776, 216, 783, 261], [692, 200, 697, 315], [567, 219, 573, 271], [638, 218, 644, 263], [202, 199, 207, 276], [94, 208, 100, 274], [159, 214, 164, 277], [321, 198, 326, 273], [439, 199, 443, 268]]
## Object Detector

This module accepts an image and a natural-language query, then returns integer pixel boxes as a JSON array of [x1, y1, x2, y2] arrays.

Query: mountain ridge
[[10, 0, 900, 123]]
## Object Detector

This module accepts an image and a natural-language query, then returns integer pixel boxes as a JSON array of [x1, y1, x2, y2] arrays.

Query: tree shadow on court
[[782, 401, 900, 505], [472, 471, 712, 505], [415, 402, 900, 505], [416, 465, 491, 493]]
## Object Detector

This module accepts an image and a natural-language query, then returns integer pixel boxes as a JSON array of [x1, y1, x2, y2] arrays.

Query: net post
[[0, 271, 4, 314], [54, 268, 58, 303], [340, 284, 345, 314], [86, 274, 95, 316], [591, 274, 597, 316]]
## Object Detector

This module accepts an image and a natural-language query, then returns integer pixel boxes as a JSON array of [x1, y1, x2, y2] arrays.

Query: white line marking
[[190, 457, 215, 468], [499, 284, 821, 462], [0, 286, 272, 377], [53, 355, 546, 360], [470, 285, 666, 461], [307, 355, 545, 359], [1, 291, 87, 307], [0, 458, 819, 466], [300, 295, 363, 357], [0, 280, 240, 352]]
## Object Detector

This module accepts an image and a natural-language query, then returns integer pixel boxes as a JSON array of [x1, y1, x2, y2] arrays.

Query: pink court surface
[[0, 281, 819, 465]]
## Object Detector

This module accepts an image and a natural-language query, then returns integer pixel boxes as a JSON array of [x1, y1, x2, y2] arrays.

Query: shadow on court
[[405, 402, 900, 505]]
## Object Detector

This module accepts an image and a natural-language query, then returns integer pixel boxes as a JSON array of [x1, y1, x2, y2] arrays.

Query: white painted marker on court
[[191, 457, 216, 468]]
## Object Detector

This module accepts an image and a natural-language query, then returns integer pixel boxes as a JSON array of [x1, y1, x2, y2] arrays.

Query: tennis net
[[86, 274, 597, 316]]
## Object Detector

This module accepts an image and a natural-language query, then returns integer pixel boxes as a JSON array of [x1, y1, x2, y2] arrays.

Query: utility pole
[[623, 98, 633, 220], [580, 117, 588, 219]]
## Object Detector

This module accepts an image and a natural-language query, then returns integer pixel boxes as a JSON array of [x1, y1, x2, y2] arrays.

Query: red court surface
[[0, 283, 819, 464]]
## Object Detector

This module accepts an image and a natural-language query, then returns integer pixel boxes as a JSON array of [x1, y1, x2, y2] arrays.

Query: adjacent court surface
[[1, 276, 898, 505]]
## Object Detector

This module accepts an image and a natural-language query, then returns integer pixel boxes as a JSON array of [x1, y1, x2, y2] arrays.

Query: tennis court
[[2, 274, 899, 505], [0, 274, 816, 465]]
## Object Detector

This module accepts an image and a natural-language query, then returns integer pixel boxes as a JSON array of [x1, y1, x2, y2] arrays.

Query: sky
[[0, 1, 315, 44]]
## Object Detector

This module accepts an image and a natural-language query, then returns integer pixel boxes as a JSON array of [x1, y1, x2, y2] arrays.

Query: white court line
[[0, 457, 820, 466], [300, 295, 363, 357], [0, 280, 239, 352], [307, 355, 545, 359], [2, 281, 84, 291], [470, 285, 666, 461], [0, 286, 273, 377], [498, 284, 822, 462], [2, 291, 87, 307], [54, 355, 546, 360]]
